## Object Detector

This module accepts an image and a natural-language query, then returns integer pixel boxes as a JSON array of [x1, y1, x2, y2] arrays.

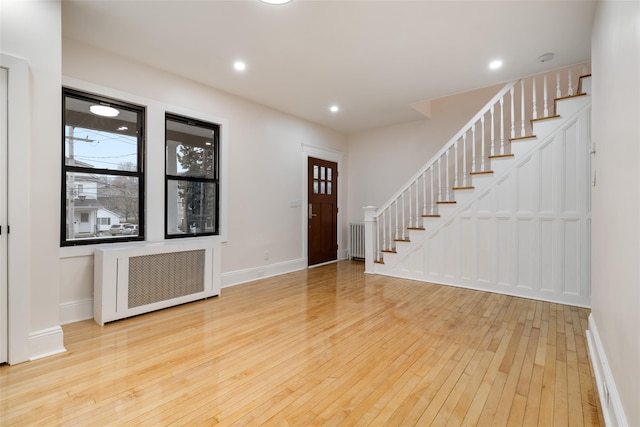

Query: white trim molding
[[586, 314, 629, 427], [221, 258, 307, 288], [28, 326, 66, 361], [1, 53, 31, 364], [59, 298, 94, 325]]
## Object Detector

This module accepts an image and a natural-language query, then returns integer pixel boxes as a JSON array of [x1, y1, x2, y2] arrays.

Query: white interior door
[[0, 66, 8, 364]]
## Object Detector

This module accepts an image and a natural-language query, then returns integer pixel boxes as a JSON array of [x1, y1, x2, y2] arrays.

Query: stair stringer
[[375, 98, 592, 307]]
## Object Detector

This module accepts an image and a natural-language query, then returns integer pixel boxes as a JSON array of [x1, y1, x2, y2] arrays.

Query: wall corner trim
[[586, 313, 629, 427], [28, 326, 66, 362]]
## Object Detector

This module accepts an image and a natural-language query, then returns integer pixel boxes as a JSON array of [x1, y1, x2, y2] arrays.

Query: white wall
[[347, 84, 501, 222], [1, 0, 64, 362], [591, 1, 640, 425], [60, 39, 348, 320]]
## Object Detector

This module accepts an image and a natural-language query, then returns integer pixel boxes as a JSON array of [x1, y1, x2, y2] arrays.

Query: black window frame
[[164, 113, 220, 239], [61, 87, 146, 246]]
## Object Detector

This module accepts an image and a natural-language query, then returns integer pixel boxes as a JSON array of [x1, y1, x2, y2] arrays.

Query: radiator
[[94, 241, 221, 325], [349, 222, 365, 260]]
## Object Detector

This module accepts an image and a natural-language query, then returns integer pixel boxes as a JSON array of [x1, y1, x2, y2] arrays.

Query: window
[[62, 88, 145, 245], [165, 113, 219, 238]]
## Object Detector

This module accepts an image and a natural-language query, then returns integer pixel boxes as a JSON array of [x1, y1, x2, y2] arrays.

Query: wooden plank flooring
[[0, 261, 603, 426]]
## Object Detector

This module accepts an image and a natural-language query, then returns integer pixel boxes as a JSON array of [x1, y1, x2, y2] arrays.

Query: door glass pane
[[313, 181, 319, 194], [327, 182, 332, 195], [313, 165, 318, 179], [320, 166, 325, 180], [320, 182, 325, 194]]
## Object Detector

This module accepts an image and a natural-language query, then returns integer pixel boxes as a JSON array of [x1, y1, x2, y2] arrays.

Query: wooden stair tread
[[374, 259, 385, 264], [555, 93, 587, 102], [510, 135, 536, 142], [381, 249, 397, 254], [407, 227, 425, 231], [394, 238, 410, 242], [488, 153, 514, 159], [436, 201, 456, 204], [470, 170, 494, 175], [421, 214, 441, 218], [452, 186, 474, 191], [531, 114, 560, 123]]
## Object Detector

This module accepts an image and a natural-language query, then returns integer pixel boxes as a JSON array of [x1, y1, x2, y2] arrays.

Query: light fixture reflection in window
[[89, 105, 120, 117]]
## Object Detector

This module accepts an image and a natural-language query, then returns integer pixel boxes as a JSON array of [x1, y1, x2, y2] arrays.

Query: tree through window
[[165, 114, 219, 238]]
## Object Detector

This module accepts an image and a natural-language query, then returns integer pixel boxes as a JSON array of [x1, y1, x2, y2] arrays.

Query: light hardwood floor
[[0, 261, 603, 426]]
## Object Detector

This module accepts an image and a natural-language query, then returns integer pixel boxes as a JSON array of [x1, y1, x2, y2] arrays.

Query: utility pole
[[67, 126, 75, 240]]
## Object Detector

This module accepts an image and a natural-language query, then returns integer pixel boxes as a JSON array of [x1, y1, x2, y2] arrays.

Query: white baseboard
[[586, 314, 628, 427], [221, 258, 307, 288], [29, 326, 66, 361], [58, 259, 310, 324], [59, 298, 94, 325]]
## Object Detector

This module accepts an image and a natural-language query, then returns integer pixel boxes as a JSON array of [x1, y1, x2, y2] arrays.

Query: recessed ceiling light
[[488, 59, 503, 70], [89, 105, 119, 117], [233, 61, 247, 72], [329, 105, 340, 113], [259, 0, 293, 4]]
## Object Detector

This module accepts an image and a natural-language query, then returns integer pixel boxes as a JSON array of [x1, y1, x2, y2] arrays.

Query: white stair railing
[[368, 62, 590, 264]]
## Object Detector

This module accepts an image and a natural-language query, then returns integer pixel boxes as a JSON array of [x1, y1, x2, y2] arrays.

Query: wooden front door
[[308, 157, 337, 266]]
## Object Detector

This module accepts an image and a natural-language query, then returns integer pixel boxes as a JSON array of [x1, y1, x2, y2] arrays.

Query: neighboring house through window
[[62, 88, 145, 245]]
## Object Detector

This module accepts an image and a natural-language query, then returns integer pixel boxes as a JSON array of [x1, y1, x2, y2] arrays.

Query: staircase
[[364, 63, 592, 307]]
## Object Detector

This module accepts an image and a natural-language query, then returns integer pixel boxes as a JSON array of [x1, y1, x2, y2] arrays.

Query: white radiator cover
[[94, 241, 221, 325]]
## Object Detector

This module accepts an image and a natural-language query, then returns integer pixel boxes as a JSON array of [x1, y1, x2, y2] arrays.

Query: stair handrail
[[373, 78, 519, 218]]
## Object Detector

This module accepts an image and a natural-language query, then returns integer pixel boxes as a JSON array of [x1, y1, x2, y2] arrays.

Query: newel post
[[363, 206, 378, 274]]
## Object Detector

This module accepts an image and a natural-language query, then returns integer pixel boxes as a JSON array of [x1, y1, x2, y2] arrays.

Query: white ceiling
[[62, 0, 596, 134]]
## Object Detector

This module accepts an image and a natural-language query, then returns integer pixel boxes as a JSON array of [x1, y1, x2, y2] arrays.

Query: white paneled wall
[[378, 104, 592, 307]]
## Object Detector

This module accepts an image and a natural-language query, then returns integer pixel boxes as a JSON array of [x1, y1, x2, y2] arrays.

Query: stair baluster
[[462, 132, 468, 187], [422, 170, 428, 216], [568, 69, 573, 96], [532, 77, 538, 120], [430, 167, 435, 215], [500, 97, 505, 155], [521, 80, 526, 137], [543, 75, 549, 117], [490, 106, 495, 156], [445, 148, 450, 200], [454, 140, 459, 188], [481, 115, 486, 170], [510, 87, 515, 139], [471, 124, 477, 174]]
